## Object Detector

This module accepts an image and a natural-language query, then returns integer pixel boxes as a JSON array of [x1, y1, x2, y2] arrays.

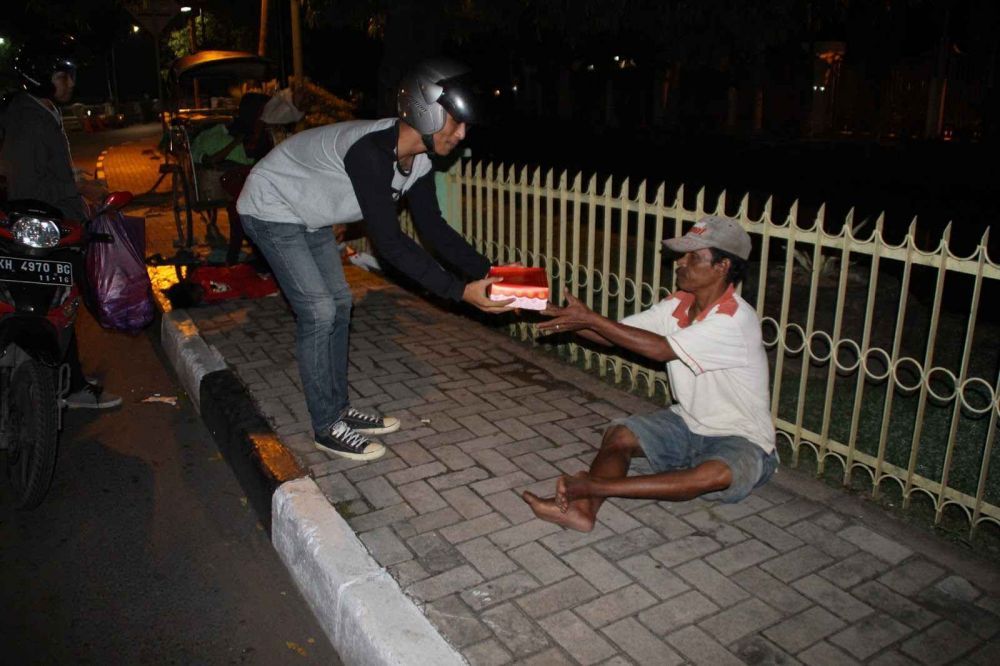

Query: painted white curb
[[160, 309, 227, 413], [159, 308, 464, 663], [272, 477, 466, 666]]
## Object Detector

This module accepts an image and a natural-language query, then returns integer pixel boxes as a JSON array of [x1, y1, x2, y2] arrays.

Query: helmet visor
[[437, 73, 479, 125]]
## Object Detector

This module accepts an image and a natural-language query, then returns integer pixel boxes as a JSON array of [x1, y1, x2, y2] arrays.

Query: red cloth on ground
[[186, 264, 278, 303]]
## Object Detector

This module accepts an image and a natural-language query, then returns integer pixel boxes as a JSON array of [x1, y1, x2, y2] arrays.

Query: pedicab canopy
[[170, 50, 272, 83], [168, 50, 273, 115]]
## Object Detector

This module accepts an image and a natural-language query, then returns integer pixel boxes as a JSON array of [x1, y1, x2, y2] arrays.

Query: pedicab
[[159, 50, 272, 252]]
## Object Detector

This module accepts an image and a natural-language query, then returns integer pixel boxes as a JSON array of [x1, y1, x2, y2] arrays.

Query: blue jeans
[[618, 408, 779, 503], [241, 215, 351, 434]]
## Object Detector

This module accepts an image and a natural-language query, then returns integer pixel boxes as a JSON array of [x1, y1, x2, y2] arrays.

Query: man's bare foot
[[555, 472, 591, 511], [522, 491, 595, 532]]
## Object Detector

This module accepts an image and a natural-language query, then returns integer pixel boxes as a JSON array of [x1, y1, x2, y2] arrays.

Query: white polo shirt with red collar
[[621, 285, 776, 454]]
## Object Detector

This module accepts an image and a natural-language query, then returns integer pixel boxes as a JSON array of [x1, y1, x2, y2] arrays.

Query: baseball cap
[[663, 215, 752, 260]]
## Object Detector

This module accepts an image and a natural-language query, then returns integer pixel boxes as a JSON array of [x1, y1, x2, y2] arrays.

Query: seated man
[[191, 92, 272, 264], [523, 215, 778, 532], [190, 92, 272, 169]]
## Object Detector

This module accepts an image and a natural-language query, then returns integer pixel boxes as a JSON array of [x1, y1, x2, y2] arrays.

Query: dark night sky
[[3, 0, 997, 249], [1, 1, 262, 103], [3, 1, 994, 108]]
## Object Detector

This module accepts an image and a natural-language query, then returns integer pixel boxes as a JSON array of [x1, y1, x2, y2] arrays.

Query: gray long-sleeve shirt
[[238, 118, 489, 301], [0, 92, 86, 220]]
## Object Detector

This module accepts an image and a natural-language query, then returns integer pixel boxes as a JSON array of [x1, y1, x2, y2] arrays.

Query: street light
[[180, 6, 192, 12], [132, 25, 140, 34]]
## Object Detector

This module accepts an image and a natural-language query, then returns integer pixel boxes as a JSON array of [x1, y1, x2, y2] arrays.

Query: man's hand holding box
[[487, 266, 550, 310]]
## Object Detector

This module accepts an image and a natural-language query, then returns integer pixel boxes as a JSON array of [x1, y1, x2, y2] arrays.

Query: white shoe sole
[[351, 417, 401, 436], [314, 441, 386, 461]]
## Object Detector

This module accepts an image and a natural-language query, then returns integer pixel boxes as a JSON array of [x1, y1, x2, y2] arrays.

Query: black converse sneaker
[[340, 407, 401, 436], [315, 421, 386, 461]]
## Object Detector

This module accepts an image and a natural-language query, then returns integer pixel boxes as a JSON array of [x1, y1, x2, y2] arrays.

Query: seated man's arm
[[539, 289, 677, 363]]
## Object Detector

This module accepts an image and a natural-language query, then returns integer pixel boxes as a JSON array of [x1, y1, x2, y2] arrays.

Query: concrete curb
[[199, 369, 306, 529], [159, 309, 227, 414], [157, 307, 466, 665], [274, 478, 466, 666]]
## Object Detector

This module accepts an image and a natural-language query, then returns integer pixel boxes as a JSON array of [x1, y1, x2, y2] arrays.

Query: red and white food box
[[487, 266, 549, 310]]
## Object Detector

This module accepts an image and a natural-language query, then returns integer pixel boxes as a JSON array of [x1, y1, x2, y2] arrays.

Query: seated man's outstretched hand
[[537, 289, 594, 336], [463, 276, 516, 313]]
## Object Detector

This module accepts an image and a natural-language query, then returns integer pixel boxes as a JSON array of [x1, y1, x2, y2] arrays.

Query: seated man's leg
[[523, 409, 739, 532], [523, 424, 642, 532], [694, 436, 777, 504], [225, 202, 245, 265]]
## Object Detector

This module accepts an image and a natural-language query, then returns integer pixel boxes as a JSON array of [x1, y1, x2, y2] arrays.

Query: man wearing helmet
[[0, 36, 122, 410], [237, 58, 511, 462], [1, 36, 86, 221]]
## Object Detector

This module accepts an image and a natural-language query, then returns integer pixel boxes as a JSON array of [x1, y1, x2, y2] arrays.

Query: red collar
[[672, 285, 737, 328]]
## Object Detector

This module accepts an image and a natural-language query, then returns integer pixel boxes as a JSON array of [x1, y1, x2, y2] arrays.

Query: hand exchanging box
[[487, 266, 550, 311]]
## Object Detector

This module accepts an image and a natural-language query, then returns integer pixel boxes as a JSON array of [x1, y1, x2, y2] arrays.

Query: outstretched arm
[[345, 141, 514, 313], [538, 289, 677, 363], [406, 174, 491, 279], [406, 173, 514, 313]]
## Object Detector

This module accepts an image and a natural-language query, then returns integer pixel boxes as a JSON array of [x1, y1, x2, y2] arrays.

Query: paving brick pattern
[[108, 134, 1000, 665], [182, 284, 1000, 664]]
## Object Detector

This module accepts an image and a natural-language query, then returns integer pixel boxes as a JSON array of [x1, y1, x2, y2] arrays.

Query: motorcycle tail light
[[12, 216, 61, 248]]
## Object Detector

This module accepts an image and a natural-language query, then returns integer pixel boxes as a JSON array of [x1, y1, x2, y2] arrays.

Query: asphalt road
[[0, 127, 340, 664], [0, 313, 340, 665]]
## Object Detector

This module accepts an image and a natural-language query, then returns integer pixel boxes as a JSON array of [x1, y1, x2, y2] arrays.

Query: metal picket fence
[[428, 159, 1000, 537]]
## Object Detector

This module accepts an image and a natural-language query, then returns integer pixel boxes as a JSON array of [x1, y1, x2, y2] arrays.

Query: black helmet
[[13, 35, 79, 99], [397, 58, 476, 151]]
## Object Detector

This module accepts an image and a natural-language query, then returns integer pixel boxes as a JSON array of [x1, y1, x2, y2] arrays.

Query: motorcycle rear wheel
[[4, 360, 59, 509]]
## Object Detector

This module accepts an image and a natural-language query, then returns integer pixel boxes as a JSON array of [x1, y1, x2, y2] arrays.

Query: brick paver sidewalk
[[107, 135, 1000, 665]]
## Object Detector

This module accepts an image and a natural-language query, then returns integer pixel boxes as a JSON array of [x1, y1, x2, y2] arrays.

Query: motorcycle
[[0, 191, 132, 508]]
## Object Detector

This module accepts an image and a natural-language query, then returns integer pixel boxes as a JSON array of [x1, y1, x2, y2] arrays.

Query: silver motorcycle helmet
[[397, 58, 476, 154]]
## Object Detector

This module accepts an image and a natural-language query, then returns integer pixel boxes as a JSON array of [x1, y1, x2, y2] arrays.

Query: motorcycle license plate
[[0, 256, 73, 287]]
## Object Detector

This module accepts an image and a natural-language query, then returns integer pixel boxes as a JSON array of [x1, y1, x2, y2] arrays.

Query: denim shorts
[[617, 408, 778, 503]]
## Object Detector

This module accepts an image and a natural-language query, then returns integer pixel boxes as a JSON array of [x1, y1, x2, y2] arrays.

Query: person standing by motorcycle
[[0, 35, 121, 409]]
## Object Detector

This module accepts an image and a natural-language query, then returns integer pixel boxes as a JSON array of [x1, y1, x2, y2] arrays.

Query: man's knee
[[695, 459, 733, 492], [601, 425, 642, 457], [300, 297, 337, 329]]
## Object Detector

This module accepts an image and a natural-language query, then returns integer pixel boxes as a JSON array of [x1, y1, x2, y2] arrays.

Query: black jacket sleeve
[[405, 172, 491, 281], [344, 140, 488, 302]]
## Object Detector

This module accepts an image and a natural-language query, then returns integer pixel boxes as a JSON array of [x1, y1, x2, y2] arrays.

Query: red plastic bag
[[85, 212, 154, 332]]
